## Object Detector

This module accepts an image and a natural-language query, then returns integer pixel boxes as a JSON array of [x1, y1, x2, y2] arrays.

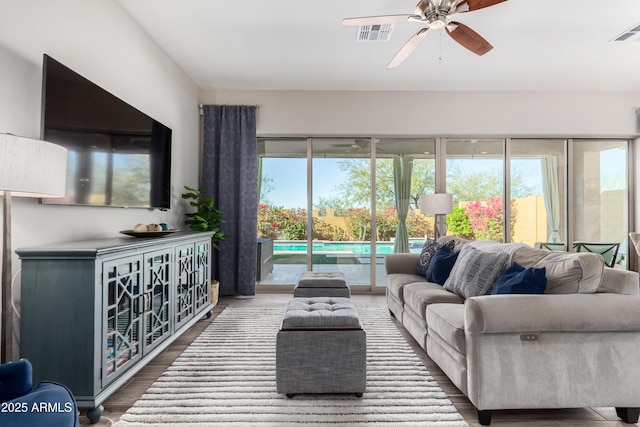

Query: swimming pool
[[273, 240, 424, 254]]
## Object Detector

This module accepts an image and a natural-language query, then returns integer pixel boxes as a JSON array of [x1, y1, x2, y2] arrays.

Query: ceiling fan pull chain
[[439, 29, 443, 61]]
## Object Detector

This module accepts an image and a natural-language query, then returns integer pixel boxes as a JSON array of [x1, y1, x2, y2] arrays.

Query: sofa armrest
[[384, 253, 420, 275], [464, 293, 640, 412], [465, 293, 640, 334], [598, 267, 639, 294]]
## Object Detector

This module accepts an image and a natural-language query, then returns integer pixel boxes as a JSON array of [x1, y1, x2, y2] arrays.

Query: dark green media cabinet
[[17, 231, 214, 423]]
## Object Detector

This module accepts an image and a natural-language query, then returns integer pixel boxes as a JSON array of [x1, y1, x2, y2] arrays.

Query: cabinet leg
[[206, 310, 213, 319], [616, 407, 640, 423], [86, 405, 104, 424]]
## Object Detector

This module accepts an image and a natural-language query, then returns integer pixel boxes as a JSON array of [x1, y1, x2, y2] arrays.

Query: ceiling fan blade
[[458, 0, 508, 12], [387, 28, 429, 69], [342, 14, 414, 26], [446, 21, 493, 55]]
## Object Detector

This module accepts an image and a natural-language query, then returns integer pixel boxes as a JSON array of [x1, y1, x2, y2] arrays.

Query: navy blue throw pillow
[[426, 245, 459, 285], [417, 238, 456, 277], [492, 262, 547, 294]]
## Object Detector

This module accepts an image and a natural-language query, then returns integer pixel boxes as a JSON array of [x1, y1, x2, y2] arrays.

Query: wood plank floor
[[80, 293, 635, 426]]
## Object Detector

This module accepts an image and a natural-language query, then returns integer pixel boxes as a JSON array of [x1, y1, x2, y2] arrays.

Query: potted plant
[[182, 185, 226, 247], [182, 185, 226, 305]]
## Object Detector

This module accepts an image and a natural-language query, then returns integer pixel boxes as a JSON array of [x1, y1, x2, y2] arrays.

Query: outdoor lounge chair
[[573, 242, 620, 268]]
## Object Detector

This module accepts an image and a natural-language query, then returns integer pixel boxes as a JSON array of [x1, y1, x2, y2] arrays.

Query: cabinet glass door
[[193, 240, 211, 312], [175, 244, 195, 331], [103, 256, 143, 385], [142, 249, 172, 354]]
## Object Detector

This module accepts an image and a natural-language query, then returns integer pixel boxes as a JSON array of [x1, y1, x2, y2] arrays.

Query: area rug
[[114, 305, 468, 426]]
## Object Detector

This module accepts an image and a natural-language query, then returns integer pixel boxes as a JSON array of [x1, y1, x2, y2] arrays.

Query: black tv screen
[[41, 55, 172, 209]]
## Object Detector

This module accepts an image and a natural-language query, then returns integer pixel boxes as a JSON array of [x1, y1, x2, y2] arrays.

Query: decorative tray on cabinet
[[119, 229, 179, 238]]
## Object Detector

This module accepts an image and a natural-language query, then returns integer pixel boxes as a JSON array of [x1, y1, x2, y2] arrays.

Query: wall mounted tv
[[41, 54, 172, 209]]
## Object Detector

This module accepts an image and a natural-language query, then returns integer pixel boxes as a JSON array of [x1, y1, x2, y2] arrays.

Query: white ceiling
[[118, 0, 640, 92]]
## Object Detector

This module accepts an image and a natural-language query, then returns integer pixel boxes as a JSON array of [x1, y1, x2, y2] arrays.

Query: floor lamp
[[0, 134, 67, 363], [420, 193, 453, 240]]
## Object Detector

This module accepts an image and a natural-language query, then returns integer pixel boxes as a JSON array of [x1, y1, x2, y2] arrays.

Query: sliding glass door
[[312, 138, 372, 288], [257, 139, 308, 285], [376, 138, 436, 286], [445, 139, 506, 242], [572, 140, 628, 267], [510, 139, 567, 247]]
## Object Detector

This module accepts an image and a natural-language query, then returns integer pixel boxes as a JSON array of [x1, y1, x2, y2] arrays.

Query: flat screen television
[[41, 54, 172, 209]]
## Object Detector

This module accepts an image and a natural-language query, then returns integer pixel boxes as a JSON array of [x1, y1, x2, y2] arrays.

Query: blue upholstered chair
[[0, 359, 79, 426]]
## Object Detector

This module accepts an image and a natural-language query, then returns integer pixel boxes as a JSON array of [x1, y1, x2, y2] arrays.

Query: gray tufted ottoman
[[276, 297, 366, 397], [293, 272, 351, 298]]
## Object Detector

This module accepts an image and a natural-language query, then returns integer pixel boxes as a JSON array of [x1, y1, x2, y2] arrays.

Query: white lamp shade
[[0, 134, 67, 198], [420, 193, 453, 215]]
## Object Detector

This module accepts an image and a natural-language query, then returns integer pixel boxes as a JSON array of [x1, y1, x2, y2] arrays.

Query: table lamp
[[420, 193, 453, 240]]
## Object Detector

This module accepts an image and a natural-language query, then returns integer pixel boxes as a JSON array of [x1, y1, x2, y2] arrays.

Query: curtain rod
[[198, 104, 262, 116]]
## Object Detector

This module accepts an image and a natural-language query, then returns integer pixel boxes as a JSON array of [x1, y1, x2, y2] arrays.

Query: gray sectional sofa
[[385, 237, 640, 425]]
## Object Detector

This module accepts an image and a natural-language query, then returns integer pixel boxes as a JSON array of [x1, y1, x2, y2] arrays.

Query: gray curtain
[[541, 155, 561, 243], [393, 155, 413, 253], [202, 105, 258, 296]]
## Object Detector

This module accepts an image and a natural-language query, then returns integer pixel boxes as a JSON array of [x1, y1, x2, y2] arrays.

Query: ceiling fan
[[343, 0, 508, 68]]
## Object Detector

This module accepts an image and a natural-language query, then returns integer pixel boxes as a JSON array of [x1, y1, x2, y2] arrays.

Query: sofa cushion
[[492, 262, 547, 294], [403, 282, 464, 321], [426, 245, 459, 285], [444, 245, 509, 298], [426, 303, 466, 355], [532, 251, 604, 294], [417, 238, 456, 277], [506, 244, 604, 294], [386, 274, 426, 303], [468, 240, 530, 263], [280, 297, 361, 329]]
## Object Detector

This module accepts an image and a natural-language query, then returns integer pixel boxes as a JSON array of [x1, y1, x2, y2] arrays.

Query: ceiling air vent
[[612, 23, 640, 42], [357, 24, 393, 42]]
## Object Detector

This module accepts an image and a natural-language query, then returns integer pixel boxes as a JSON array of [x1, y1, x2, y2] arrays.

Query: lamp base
[[2, 191, 13, 363], [434, 214, 448, 240]]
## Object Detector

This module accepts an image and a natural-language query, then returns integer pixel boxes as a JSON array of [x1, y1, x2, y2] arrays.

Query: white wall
[[203, 89, 640, 138], [0, 0, 200, 287]]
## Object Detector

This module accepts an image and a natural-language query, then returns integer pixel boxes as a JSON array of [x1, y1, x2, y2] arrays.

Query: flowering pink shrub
[[463, 197, 517, 242]]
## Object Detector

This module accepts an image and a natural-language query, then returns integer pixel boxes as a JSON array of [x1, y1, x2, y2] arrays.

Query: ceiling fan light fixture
[[429, 19, 447, 30]]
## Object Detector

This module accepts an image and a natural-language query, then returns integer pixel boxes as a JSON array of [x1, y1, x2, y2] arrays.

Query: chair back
[[534, 242, 567, 252], [573, 242, 620, 268], [0, 359, 33, 403]]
